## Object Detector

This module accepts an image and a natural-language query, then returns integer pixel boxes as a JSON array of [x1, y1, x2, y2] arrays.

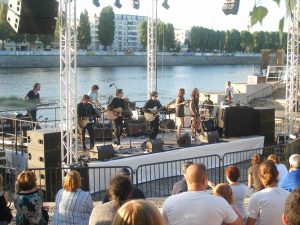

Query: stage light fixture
[[222, 0, 240, 15], [162, 0, 169, 9], [133, 0, 140, 9], [93, 0, 100, 7], [114, 0, 122, 8]]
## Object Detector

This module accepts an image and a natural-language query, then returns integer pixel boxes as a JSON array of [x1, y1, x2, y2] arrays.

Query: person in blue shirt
[[279, 154, 300, 192]]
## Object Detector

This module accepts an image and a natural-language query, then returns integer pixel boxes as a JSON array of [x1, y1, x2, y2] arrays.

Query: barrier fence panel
[[135, 155, 221, 198]]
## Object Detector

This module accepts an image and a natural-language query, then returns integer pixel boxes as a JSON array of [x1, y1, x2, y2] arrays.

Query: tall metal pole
[[60, 0, 78, 166], [285, 3, 299, 136], [147, 0, 158, 97]]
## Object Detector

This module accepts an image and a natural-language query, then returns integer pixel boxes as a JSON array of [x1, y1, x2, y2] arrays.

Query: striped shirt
[[52, 189, 93, 225]]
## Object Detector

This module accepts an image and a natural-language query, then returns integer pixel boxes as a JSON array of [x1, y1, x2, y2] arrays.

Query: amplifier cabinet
[[93, 123, 113, 140], [27, 129, 61, 150], [254, 107, 275, 145]]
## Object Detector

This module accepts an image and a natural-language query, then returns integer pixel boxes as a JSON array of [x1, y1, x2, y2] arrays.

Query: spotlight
[[93, 0, 100, 7], [162, 0, 169, 9], [114, 0, 122, 8], [222, 0, 240, 15], [133, 0, 139, 9]]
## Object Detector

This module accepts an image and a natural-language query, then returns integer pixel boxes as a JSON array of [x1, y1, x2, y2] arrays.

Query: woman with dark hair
[[225, 165, 248, 219], [0, 174, 13, 225], [89, 175, 132, 225], [52, 170, 93, 225], [14, 170, 47, 225], [190, 88, 200, 140], [248, 154, 264, 192], [267, 154, 288, 181], [175, 88, 186, 137], [246, 160, 289, 225]]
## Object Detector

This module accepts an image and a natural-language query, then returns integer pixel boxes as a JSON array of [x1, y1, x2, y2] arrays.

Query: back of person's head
[[63, 170, 81, 192], [150, 91, 158, 97], [283, 187, 300, 225], [0, 173, 3, 192], [17, 170, 37, 191], [251, 153, 263, 166], [182, 161, 193, 175], [225, 165, 240, 182], [289, 154, 300, 169], [259, 160, 279, 187], [213, 183, 233, 205], [112, 199, 164, 225], [185, 163, 207, 189], [109, 175, 132, 208], [119, 167, 131, 177], [268, 154, 280, 164]]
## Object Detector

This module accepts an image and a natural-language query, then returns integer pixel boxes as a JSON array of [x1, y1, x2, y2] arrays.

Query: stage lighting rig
[[162, 0, 169, 9], [114, 0, 122, 8], [93, 0, 100, 7], [133, 0, 140, 9]]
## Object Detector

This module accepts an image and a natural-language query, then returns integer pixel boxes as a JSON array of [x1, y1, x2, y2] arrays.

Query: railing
[[266, 66, 286, 82], [1, 142, 299, 202]]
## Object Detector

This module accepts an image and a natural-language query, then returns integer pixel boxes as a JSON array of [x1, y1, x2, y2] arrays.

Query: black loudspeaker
[[126, 120, 146, 137], [160, 119, 175, 130], [202, 130, 220, 143], [27, 129, 61, 201], [95, 145, 116, 161], [70, 162, 90, 191], [7, 0, 58, 34], [222, 0, 240, 15], [141, 138, 164, 152], [202, 119, 215, 132], [255, 107, 275, 145], [93, 123, 113, 140], [177, 133, 191, 147]]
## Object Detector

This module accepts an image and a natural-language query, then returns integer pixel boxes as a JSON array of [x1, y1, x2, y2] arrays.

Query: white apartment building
[[90, 13, 147, 51], [174, 28, 191, 46]]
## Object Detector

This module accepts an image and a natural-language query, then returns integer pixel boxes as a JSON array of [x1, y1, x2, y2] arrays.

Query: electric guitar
[[144, 106, 159, 122], [78, 117, 91, 128], [107, 107, 123, 120]]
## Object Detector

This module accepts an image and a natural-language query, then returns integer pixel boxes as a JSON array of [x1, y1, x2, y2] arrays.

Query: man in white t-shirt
[[225, 81, 234, 103], [162, 163, 242, 225]]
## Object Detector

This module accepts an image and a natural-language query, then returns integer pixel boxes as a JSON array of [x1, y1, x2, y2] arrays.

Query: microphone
[[109, 83, 114, 87]]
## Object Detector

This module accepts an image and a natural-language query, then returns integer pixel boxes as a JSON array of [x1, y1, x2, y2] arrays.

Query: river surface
[[0, 65, 253, 107]]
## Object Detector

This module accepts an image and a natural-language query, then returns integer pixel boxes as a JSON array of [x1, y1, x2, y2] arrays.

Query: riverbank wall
[[0, 55, 260, 68]]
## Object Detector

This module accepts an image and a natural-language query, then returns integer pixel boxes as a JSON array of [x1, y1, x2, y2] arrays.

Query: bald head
[[186, 163, 208, 191]]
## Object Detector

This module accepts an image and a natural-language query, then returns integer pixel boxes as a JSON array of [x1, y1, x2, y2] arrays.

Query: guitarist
[[24, 83, 41, 122], [108, 89, 126, 147], [77, 95, 96, 150], [143, 91, 162, 140]]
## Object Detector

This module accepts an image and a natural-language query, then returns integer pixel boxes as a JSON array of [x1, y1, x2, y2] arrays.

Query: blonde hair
[[0, 174, 3, 192], [63, 170, 81, 192], [268, 154, 280, 164], [17, 170, 37, 191], [112, 200, 165, 225], [213, 183, 233, 205]]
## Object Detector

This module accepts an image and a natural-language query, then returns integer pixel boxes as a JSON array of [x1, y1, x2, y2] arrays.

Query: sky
[[76, 0, 286, 32]]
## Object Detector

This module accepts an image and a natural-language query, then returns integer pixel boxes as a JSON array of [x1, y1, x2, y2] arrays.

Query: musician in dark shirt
[[143, 91, 162, 140], [108, 89, 126, 146], [24, 83, 41, 122], [77, 95, 96, 150], [203, 94, 214, 116]]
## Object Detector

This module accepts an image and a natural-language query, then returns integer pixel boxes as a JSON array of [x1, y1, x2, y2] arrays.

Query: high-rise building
[[174, 28, 191, 46], [90, 13, 147, 51]]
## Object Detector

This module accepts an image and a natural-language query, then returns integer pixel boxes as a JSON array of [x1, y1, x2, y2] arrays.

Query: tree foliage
[[139, 21, 147, 50], [164, 23, 175, 51], [98, 6, 115, 50], [77, 9, 91, 50], [0, 5, 11, 50]]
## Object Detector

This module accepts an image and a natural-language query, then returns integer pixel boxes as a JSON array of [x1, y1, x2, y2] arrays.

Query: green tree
[[164, 23, 175, 51], [26, 34, 38, 51], [240, 30, 253, 52], [0, 5, 11, 50], [139, 21, 147, 50], [77, 9, 91, 50], [253, 31, 266, 52], [98, 6, 115, 50], [9, 29, 25, 50], [157, 21, 165, 51], [39, 34, 54, 50]]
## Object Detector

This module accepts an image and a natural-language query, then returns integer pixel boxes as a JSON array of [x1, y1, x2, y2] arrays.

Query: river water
[[0, 65, 253, 107]]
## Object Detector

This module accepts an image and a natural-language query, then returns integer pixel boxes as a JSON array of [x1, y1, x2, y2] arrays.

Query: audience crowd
[[1, 153, 300, 225]]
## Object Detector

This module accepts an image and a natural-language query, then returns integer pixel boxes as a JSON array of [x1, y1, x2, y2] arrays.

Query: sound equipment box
[[7, 0, 58, 34], [126, 120, 146, 136], [160, 119, 175, 130], [200, 130, 220, 143], [93, 123, 113, 140], [70, 162, 90, 191], [92, 145, 116, 161], [202, 119, 215, 132], [141, 138, 164, 152], [254, 107, 275, 146], [177, 133, 191, 147], [27, 128, 61, 151]]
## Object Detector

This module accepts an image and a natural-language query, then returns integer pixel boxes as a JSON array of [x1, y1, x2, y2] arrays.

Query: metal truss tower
[[59, 0, 78, 166], [147, 0, 158, 96], [285, 5, 299, 135]]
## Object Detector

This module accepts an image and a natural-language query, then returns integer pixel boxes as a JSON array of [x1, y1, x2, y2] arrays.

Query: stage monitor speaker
[[160, 119, 175, 130], [201, 130, 220, 143], [93, 123, 113, 140], [70, 162, 90, 191], [126, 120, 146, 137], [94, 145, 116, 161], [8, 0, 58, 18], [141, 138, 164, 152], [177, 133, 191, 147], [7, 9, 57, 34]]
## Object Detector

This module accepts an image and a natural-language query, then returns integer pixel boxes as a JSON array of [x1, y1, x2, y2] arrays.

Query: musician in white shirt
[[225, 81, 234, 103]]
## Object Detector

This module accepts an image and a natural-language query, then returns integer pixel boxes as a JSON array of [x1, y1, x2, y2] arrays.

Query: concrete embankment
[[0, 55, 260, 68]]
